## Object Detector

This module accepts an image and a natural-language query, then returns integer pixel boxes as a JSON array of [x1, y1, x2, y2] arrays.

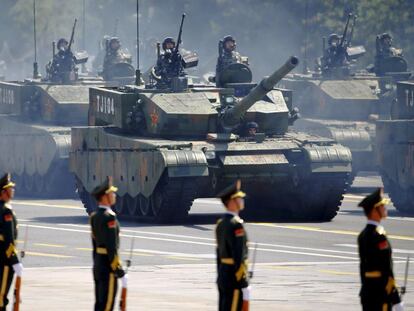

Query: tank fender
[[330, 128, 372, 151], [160, 150, 208, 178], [303, 144, 352, 173]]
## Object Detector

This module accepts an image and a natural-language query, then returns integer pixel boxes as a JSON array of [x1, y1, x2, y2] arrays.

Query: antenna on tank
[[135, 0, 141, 85], [303, 0, 309, 74], [32, 0, 40, 79], [82, 0, 87, 73]]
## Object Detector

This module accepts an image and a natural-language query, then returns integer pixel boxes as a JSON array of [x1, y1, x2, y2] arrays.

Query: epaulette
[[216, 218, 223, 225], [376, 225, 386, 236], [105, 209, 116, 216], [231, 215, 244, 224], [89, 211, 97, 218], [4, 203, 12, 210]]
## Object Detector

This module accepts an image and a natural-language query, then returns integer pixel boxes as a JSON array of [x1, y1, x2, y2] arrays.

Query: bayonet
[[401, 256, 410, 296], [249, 242, 258, 278]]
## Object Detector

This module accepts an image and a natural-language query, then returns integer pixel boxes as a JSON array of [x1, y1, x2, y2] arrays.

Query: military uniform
[[89, 178, 124, 311], [215, 36, 249, 87], [154, 51, 184, 88], [0, 174, 18, 310], [358, 188, 402, 311], [215, 181, 249, 311], [47, 38, 77, 83], [102, 37, 132, 80]]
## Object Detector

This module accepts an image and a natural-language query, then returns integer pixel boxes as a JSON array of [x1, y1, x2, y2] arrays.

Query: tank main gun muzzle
[[222, 56, 299, 128]]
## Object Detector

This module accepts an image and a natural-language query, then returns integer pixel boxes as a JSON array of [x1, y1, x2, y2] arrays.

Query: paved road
[[8, 173, 414, 310]]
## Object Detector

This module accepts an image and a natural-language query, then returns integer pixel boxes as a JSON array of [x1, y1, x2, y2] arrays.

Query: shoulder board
[[104, 209, 116, 216], [4, 203, 12, 210], [376, 226, 386, 236], [216, 218, 223, 225], [90, 211, 97, 218], [231, 215, 244, 224]]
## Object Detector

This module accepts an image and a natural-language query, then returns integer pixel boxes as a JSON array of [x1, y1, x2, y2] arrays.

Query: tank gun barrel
[[223, 56, 299, 127]]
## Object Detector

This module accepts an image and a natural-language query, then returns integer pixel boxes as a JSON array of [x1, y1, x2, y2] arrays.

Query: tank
[[376, 81, 414, 214], [0, 77, 107, 197], [70, 57, 352, 223], [280, 70, 397, 176]]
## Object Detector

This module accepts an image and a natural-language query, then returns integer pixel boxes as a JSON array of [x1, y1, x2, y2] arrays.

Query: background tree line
[[1, 0, 413, 79]]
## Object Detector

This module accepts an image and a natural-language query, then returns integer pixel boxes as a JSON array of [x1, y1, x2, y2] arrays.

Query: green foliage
[[1, 0, 413, 77]]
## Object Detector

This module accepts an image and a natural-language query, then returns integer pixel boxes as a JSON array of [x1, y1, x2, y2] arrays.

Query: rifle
[[68, 18, 78, 51], [13, 225, 28, 311], [347, 14, 357, 47], [339, 13, 352, 49], [401, 256, 410, 296], [119, 237, 134, 311], [174, 13, 186, 54], [242, 243, 258, 311]]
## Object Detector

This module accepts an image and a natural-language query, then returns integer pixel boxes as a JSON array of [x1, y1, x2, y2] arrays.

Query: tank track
[[381, 172, 414, 215], [77, 175, 198, 223], [245, 173, 349, 221]]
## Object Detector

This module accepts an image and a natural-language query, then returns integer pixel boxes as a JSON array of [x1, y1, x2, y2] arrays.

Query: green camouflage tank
[[70, 57, 352, 223]]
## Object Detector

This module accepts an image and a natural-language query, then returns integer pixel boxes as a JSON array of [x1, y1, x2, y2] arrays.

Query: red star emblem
[[150, 109, 159, 126]]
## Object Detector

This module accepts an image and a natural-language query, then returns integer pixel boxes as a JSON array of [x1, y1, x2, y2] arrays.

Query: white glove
[[12, 263, 23, 277], [393, 302, 404, 311], [121, 274, 128, 288], [241, 286, 251, 301]]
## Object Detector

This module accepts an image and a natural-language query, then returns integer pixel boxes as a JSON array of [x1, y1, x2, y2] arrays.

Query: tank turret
[[90, 56, 299, 138], [221, 56, 299, 128]]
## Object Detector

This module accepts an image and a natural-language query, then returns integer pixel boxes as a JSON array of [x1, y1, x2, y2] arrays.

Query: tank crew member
[[374, 33, 405, 76], [0, 173, 23, 310], [102, 37, 132, 80], [47, 38, 77, 83], [358, 188, 404, 311], [215, 180, 251, 311], [245, 121, 258, 137], [321, 33, 349, 72], [215, 35, 249, 87], [153, 37, 185, 88], [89, 177, 127, 311]]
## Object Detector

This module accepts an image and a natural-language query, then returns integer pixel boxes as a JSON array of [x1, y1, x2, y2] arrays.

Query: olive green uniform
[[358, 222, 401, 310], [90, 206, 124, 311], [0, 201, 18, 310], [215, 212, 249, 311]]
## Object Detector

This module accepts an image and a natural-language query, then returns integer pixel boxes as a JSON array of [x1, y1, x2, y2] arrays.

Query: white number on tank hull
[[96, 95, 115, 115], [0, 88, 15, 105]]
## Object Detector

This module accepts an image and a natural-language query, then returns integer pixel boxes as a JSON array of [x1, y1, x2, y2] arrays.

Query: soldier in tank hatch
[[215, 180, 251, 311], [215, 35, 249, 87], [357, 188, 404, 311], [153, 37, 185, 88]]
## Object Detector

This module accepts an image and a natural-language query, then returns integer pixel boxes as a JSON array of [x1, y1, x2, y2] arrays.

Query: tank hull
[[70, 126, 352, 222], [281, 74, 387, 175], [0, 80, 105, 197], [376, 119, 414, 214]]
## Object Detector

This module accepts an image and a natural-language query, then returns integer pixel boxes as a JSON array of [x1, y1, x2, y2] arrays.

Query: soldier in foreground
[[89, 177, 127, 311], [215, 35, 249, 87], [0, 173, 23, 310], [216, 180, 251, 311], [358, 188, 404, 311]]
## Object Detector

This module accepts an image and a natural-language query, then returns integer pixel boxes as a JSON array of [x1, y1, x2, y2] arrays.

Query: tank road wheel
[[381, 174, 414, 215], [33, 173, 45, 193], [124, 195, 138, 216], [23, 174, 36, 194], [138, 195, 151, 217], [289, 174, 349, 221], [147, 177, 196, 223], [113, 195, 124, 215], [76, 177, 97, 215]]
